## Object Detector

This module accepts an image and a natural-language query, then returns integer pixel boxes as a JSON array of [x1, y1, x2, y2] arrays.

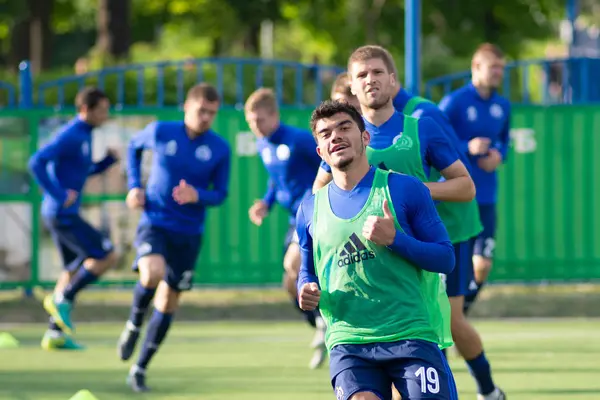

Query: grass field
[[1, 319, 600, 399]]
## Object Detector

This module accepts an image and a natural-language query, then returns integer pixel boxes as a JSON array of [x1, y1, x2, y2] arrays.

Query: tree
[[96, 0, 132, 61]]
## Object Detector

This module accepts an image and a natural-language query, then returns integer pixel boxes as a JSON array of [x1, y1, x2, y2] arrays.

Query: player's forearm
[[126, 148, 144, 189], [388, 232, 455, 274], [425, 176, 475, 202], [89, 155, 116, 176], [263, 182, 276, 209], [28, 155, 67, 203], [194, 187, 228, 206], [297, 262, 319, 294]]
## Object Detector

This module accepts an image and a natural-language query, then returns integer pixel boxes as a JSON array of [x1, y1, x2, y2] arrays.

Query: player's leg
[[448, 241, 505, 400], [41, 228, 85, 350], [329, 344, 391, 400], [465, 204, 497, 314], [388, 340, 458, 400], [128, 233, 201, 392], [43, 216, 116, 334], [118, 225, 165, 361]]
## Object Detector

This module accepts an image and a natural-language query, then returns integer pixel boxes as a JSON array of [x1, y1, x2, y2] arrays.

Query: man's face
[[184, 98, 219, 133], [245, 107, 279, 138], [474, 55, 505, 89], [83, 98, 110, 127], [314, 112, 370, 171], [349, 58, 396, 110], [332, 92, 361, 113]]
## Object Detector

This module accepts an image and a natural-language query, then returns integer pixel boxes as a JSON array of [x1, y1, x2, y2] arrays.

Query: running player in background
[[28, 87, 118, 350], [118, 83, 231, 392], [298, 99, 458, 400], [439, 43, 511, 314], [244, 88, 326, 369]]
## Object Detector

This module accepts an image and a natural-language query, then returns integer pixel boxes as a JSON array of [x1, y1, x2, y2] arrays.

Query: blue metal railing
[[0, 56, 599, 110], [32, 57, 344, 110], [425, 56, 600, 105]]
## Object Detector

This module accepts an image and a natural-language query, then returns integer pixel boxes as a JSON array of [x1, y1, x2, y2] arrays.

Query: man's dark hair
[[310, 100, 364, 138], [75, 87, 108, 110], [186, 83, 220, 102]]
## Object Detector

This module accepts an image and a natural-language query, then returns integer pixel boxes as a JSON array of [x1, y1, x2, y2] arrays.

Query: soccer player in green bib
[[297, 99, 458, 400], [313, 45, 506, 400]]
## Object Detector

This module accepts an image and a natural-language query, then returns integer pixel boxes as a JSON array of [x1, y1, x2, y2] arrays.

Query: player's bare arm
[[312, 168, 333, 193], [424, 160, 475, 202]]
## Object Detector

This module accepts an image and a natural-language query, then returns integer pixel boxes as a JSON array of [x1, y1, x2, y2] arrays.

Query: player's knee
[[472, 256, 492, 282], [448, 296, 467, 328], [153, 281, 180, 313], [138, 255, 166, 288], [283, 244, 300, 278], [350, 391, 382, 400], [282, 271, 298, 298]]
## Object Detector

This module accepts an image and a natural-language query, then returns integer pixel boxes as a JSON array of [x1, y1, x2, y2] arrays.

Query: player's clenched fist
[[126, 187, 145, 209], [172, 179, 199, 204], [299, 282, 320, 311], [363, 199, 396, 246], [468, 137, 491, 156]]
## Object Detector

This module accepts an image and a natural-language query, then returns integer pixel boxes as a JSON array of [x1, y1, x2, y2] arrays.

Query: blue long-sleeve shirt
[[439, 83, 511, 204], [320, 112, 459, 179], [296, 167, 455, 291], [257, 124, 321, 219], [127, 121, 231, 235], [393, 89, 474, 175], [28, 117, 116, 219]]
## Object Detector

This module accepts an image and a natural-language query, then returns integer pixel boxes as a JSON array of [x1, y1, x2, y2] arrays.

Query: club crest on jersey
[[165, 140, 177, 156], [195, 145, 212, 161], [276, 144, 290, 160], [392, 132, 413, 150], [338, 233, 375, 267], [490, 103, 503, 119]]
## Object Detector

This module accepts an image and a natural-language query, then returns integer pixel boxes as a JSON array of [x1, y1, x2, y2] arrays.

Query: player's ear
[[390, 72, 397, 88], [316, 144, 323, 158], [362, 129, 371, 146]]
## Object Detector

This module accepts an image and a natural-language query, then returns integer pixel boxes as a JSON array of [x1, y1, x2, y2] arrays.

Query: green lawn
[[0, 319, 599, 399]]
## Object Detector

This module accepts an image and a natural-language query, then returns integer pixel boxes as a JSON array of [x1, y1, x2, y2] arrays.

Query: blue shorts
[[132, 224, 202, 292], [43, 215, 113, 272], [473, 204, 497, 259], [443, 240, 475, 297], [330, 340, 458, 400]]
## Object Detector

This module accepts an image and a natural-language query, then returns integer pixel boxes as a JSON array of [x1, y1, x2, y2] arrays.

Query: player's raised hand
[[363, 199, 396, 246], [248, 200, 269, 226], [477, 148, 502, 172], [299, 282, 320, 311], [126, 187, 145, 209], [468, 137, 491, 156], [63, 189, 78, 208], [172, 179, 199, 204]]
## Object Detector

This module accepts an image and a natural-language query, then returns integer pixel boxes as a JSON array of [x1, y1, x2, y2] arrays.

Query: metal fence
[[0, 56, 599, 290]]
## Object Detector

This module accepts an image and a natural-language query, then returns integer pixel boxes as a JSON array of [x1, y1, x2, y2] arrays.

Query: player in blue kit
[[297, 100, 458, 400], [117, 83, 231, 392], [28, 87, 118, 350], [244, 88, 327, 369], [439, 43, 511, 314]]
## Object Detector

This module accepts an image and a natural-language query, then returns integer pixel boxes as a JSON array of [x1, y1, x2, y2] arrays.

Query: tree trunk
[[27, 0, 54, 73], [96, 0, 132, 60]]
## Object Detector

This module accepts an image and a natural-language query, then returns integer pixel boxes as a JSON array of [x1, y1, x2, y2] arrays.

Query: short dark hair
[[310, 100, 365, 138], [348, 45, 398, 77], [187, 83, 220, 102], [75, 87, 108, 110]]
